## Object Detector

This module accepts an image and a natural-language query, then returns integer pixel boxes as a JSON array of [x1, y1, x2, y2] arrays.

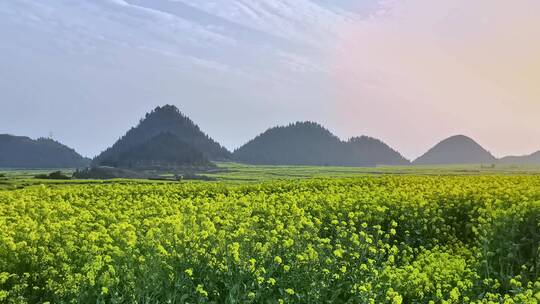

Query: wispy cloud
[[2, 0, 538, 159], [0, 0, 368, 156]]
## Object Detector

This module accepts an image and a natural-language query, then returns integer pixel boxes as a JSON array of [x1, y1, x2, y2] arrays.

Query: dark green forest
[[233, 122, 409, 166], [92, 105, 230, 167], [0, 135, 89, 168], [115, 132, 213, 169]]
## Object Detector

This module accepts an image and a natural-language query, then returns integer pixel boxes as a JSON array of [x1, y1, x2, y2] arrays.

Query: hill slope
[[233, 122, 409, 166], [233, 122, 342, 166], [499, 151, 540, 164], [116, 132, 213, 169], [0, 134, 90, 168], [342, 136, 410, 166], [414, 135, 497, 165], [93, 105, 230, 166]]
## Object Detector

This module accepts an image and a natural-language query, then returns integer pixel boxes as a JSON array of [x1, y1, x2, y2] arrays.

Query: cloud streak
[[0, 0, 364, 157], [0, 0, 538, 159]]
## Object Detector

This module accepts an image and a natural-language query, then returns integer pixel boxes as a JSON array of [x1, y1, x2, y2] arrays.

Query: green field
[[2, 162, 540, 190], [1, 165, 540, 303], [205, 162, 540, 181]]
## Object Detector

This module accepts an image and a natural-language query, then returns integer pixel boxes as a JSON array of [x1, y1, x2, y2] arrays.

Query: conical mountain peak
[[414, 135, 496, 165], [92, 105, 230, 166]]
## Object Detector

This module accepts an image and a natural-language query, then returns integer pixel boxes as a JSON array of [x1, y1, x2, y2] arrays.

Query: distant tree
[[35, 171, 71, 180]]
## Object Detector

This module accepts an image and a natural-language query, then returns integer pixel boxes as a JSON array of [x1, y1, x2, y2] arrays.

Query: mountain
[[233, 122, 409, 166], [342, 136, 410, 166], [115, 132, 213, 169], [413, 135, 497, 165], [93, 105, 230, 166], [499, 151, 540, 164], [0, 134, 90, 168], [233, 122, 342, 166]]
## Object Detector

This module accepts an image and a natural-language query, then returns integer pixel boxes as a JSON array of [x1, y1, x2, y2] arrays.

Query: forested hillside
[[93, 105, 230, 167], [0, 134, 89, 168], [233, 122, 409, 166]]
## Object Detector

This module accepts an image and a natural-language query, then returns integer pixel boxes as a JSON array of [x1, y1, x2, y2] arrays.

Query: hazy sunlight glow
[[331, 0, 540, 159]]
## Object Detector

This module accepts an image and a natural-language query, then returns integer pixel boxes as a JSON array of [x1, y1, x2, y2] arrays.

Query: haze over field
[[1, 0, 539, 159]]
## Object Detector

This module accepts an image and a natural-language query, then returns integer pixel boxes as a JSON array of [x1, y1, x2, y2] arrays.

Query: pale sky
[[0, 0, 539, 159]]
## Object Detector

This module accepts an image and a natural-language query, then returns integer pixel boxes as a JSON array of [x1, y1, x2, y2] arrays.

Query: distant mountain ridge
[[3, 105, 538, 169], [499, 151, 540, 164], [92, 105, 230, 167], [0, 134, 90, 168], [233, 122, 410, 166], [413, 135, 497, 165]]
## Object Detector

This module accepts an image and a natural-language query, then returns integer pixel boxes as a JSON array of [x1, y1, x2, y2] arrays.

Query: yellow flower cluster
[[0, 176, 539, 303]]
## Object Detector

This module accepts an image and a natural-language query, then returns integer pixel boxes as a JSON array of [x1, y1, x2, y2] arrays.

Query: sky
[[0, 0, 539, 160]]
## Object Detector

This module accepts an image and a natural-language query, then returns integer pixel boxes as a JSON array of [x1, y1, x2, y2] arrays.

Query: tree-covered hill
[[0, 134, 89, 168], [414, 135, 497, 165], [233, 122, 409, 166], [233, 122, 342, 166], [93, 105, 230, 166], [115, 132, 213, 169], [342, 136, 410, 166], [499, 151, 540, 164]]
